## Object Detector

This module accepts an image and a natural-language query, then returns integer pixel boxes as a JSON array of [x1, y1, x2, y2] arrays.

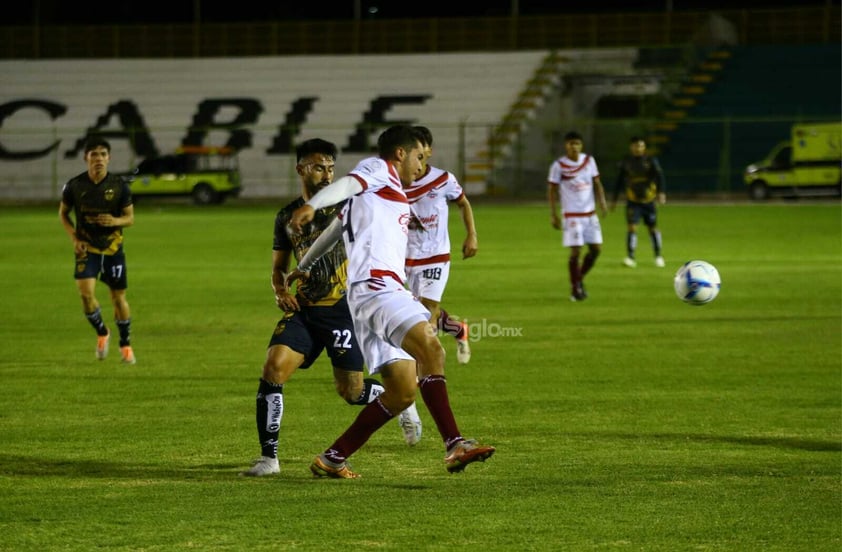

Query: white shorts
[[405, 261, 450, 303], [562, 213, 603, 247], [347, 277, 431, 374]]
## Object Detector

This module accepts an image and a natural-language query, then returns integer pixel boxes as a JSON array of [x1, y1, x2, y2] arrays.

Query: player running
[[59, 136, 136, 365]]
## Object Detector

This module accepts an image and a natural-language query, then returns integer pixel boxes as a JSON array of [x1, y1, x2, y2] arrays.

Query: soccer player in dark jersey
[[59, 136, 136, 364], [611, 136, 667, 268], [241, 138, 389, 477]]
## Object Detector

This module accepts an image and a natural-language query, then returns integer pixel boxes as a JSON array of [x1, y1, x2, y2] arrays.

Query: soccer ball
[[674, 260, 721, 305]]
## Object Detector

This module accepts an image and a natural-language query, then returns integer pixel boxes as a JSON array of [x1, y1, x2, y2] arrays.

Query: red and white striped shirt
[[404, 165, 464, 264], [341, 156, 411, 285], [547, 154, 601, 215]]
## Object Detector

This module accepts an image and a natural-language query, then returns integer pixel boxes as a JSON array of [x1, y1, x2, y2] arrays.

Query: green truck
[[124, 146, 242, 205], [744, 122, 841, 200]]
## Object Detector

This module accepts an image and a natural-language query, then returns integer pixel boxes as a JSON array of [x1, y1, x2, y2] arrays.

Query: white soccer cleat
[[456, 322, 471, 364], [654, 256, 666, 268], [622, 257, 637, 268], [240, 456, 280, 477], [398, 403, 422, 446]]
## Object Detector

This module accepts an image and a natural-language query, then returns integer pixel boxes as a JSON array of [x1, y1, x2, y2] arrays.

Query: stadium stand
[[652, 44, 841, 193]]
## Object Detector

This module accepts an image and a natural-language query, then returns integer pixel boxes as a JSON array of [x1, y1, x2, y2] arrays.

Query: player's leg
[[581, 242, 601, 279], [578, 215, 603, 299], [310, 286, 422, 477], [563, 217, 587, 300], [411, 262, 470, 364], [75, 252, 109, 359], [434, 304, 471, 366], [242, 313, 310, 477], [333, 369, 386, 405], [103, 250, 134, 363], [109, 289, 135, 364], [623, 202, 639, 267], [567, 245, 584, 300], [645, 204, 664, 266], [402, 320, 495, 472], [580, 217, 602, 278], [311, 357, 418, 479], [318, 297, 386, 406]]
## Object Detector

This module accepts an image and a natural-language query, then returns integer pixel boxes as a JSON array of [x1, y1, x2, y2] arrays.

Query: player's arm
[[547, 182, 561, 229], [271, 249, 299, 312], [58, 201, 87, 255], [285, 216, 343, 289], [95, 204, 134, 228], [454, 195, 478, 259], [593, 176, 609, 217], [289, 176, 363, 233], [652, 157, 667, 205]]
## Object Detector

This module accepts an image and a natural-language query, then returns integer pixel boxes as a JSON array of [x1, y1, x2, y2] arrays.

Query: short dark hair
[[295, 138, 338, 163], [413, 125, 433, 148], [84, 136, 111, 154], [630, 136, 645, 144], [564, 131, 583, 142], [377, 125, 421, 158]]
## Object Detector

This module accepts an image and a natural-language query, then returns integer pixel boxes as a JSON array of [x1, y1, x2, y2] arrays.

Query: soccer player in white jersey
[[405, 126, 476, 363], [287, 125, 495, 478], [547, 130, 608, 301], [394, 126, 478, 446]]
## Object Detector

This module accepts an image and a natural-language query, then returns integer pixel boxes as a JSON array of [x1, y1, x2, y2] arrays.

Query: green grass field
[[1, 200, 840, 551]]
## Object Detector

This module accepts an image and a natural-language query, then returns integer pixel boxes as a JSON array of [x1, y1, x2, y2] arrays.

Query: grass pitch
[[0, 200, 839, 551]]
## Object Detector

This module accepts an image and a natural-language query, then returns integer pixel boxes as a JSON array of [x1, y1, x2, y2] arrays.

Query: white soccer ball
[[674, 260, 721, 305]]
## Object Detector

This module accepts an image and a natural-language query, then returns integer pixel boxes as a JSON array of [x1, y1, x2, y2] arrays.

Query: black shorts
[[625, 201, 657, 227], [268, 297, 364, 372], [74, 247, 128, 290]]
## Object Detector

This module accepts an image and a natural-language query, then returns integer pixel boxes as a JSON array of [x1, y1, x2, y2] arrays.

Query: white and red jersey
[[404, 165, 464, 264], [340, 156, 412, 286], [547, 154, 601, 215]]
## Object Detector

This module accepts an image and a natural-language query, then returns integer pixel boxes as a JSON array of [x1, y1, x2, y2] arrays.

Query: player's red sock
[[581, 250, 599, 277], [438, 309, 465, 339], [568, 257, 582, 291], [324, 397, 392, 463], [419, 374, 462, 449]]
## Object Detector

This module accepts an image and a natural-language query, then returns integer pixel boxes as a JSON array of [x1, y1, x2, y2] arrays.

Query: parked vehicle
[[122, 146, 242, 205], [744, 122, 841, 200]]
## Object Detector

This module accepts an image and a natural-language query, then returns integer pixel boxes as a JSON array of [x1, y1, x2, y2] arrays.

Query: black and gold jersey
[[274, 197, 347, 306], [615, 155, 665, 204], [61, 172, 133, 254]]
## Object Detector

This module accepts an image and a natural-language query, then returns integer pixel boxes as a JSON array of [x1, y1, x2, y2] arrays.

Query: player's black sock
[[349, 378, 384, 405], [651, 230, 662, 256], [627, 231, 637, 258], [256, 379, 284, 458], [85, 307, 108, 336], [116, 318, 131, 347]]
